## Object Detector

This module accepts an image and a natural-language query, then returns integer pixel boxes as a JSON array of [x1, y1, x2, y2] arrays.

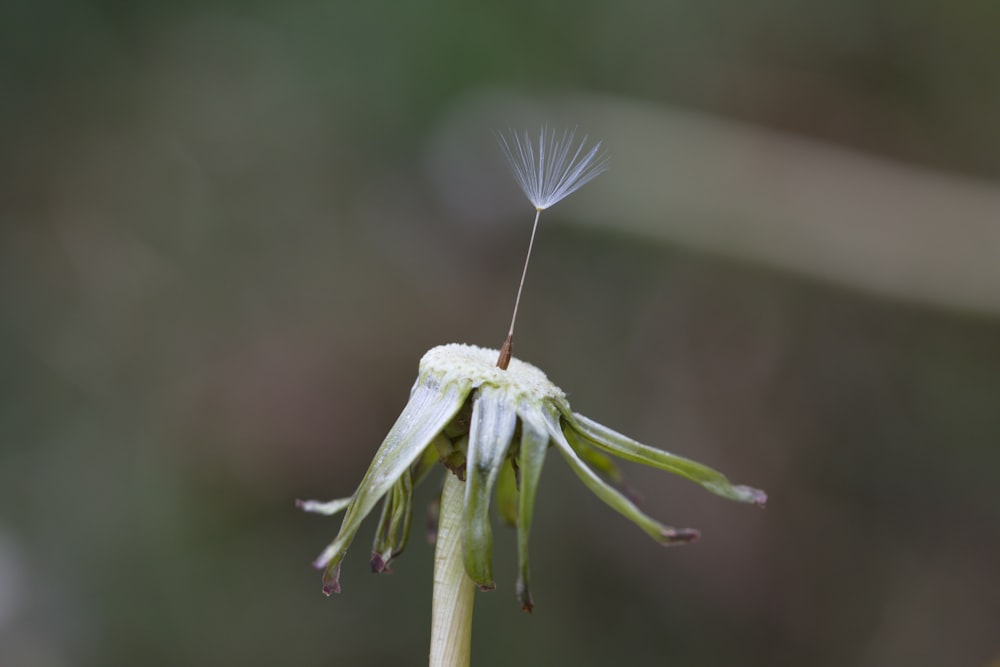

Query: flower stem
[[497, 208, 542, 370], [429, 473, 475, 667]]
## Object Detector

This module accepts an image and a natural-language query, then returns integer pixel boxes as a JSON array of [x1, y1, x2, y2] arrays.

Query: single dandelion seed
[[495, 127, 609, 370]]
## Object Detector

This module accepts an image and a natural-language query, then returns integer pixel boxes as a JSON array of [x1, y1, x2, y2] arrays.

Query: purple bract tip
[[370, 553, 386, 574]]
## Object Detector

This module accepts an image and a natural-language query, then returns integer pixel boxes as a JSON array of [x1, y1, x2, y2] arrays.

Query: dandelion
[[300, 344, 765, 604], [494, 127, 609, 370], [300, 128, 766, 667]]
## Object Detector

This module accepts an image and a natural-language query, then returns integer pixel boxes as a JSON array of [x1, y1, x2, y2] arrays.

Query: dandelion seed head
[[497, 126, 609, 210], [301, 343, 766, 603]]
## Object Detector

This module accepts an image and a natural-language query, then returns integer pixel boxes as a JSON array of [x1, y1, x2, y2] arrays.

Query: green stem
[[429, 473, 475, 667]]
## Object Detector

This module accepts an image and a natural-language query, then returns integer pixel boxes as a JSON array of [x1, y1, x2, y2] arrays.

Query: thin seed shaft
[[497, 208, 542, 370]]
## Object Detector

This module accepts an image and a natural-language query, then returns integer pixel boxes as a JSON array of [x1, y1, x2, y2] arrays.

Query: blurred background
[[2, 1, 999, 665]]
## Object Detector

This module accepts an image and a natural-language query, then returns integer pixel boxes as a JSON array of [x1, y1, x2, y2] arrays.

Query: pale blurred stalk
[[433, 90, 1000, 314]]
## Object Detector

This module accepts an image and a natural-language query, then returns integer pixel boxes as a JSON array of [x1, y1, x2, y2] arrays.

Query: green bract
[[300, 343, 766, 611]]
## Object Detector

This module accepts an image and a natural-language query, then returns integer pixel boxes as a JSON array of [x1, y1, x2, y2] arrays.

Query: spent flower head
[[300, 344, 766, 611]]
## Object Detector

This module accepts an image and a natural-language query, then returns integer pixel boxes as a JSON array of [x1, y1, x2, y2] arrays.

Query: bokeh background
[[2, 1, 999, 666]]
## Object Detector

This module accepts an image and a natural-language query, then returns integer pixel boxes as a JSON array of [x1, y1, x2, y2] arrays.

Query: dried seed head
[[301, 343, 766, 608]]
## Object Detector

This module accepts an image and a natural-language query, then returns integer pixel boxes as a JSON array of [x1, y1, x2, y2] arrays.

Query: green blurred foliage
[[1, 1, 999, 666]]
